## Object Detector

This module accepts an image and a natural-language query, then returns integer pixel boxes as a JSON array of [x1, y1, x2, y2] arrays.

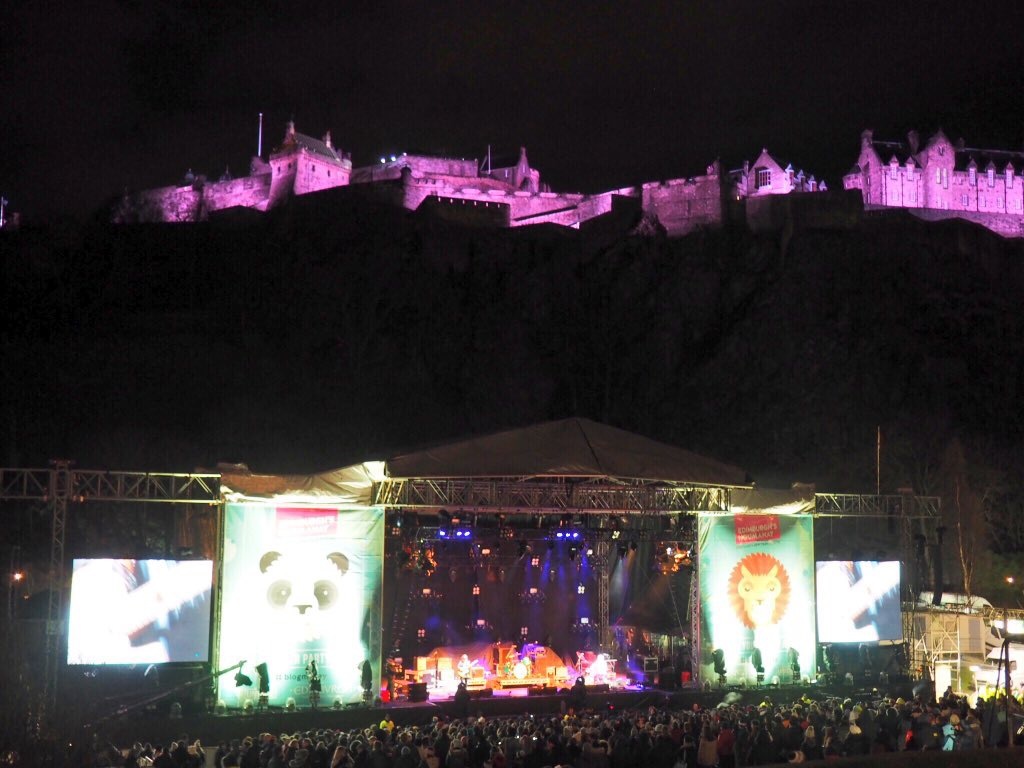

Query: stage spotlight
[[255, 663, 270, 694], [751, 647, 765, 685], [712, 648, 727, 685], [569, 547, 578, 561], [517, 540, 529, 558], [630, 541, 638, 552], [234, 669, 253, 687], [617, 544, 627, 560]]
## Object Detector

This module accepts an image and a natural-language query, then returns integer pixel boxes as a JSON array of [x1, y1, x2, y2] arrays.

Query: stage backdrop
[[698, 513, 816, 685], [217, 504, 384, 707]]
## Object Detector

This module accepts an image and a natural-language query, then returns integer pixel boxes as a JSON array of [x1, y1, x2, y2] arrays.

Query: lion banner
[[216, 503, 384, 707], [697, 513, 816, 686]]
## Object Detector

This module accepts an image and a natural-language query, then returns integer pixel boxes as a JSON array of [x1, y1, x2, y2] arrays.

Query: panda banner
[[697, 513, 816, 687], [217, 503, 384, 707]]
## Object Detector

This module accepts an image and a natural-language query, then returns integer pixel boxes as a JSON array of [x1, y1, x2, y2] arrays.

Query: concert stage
[[99, 682, 917, 748]]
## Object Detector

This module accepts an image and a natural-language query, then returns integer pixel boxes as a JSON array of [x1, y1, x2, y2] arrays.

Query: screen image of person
[[815, 560, 901, 643], [67, 559, 213, 664]]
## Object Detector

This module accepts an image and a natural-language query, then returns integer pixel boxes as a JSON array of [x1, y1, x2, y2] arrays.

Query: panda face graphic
[[259, 551, 350, 641]]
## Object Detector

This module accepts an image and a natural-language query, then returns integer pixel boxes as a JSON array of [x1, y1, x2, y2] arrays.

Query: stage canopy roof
[[219, 418, 749, 505], [384, 418, 748, 485]]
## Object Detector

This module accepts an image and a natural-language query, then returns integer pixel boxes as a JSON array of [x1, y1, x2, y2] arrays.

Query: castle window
[[1007, 170, 1014, 188], [936, 169, 942, 184], [962, 194, 969, 207], [890, 164, 897, 180], [969, 167, 976, 185], [988, 169, 995, 187], [756, 168, 771, 188], [943, 169, 949, 188]]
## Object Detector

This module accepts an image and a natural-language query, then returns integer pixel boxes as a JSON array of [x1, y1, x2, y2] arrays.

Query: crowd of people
[[78, 687, 1023, 768]]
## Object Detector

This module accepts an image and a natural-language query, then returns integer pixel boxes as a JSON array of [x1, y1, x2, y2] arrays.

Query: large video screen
[[815, 560, 902, 642], [67, 559, 213, 664], [217, 505, 384, 707], [698, 514, 818, 686]]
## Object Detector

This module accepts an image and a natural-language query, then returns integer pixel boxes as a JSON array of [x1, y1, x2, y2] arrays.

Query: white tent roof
[[218, 418, 750, 505], [219, 461, 384, 506]]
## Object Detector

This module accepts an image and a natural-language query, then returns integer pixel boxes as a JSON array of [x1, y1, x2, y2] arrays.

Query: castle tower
[[266, 121, 352, 209]]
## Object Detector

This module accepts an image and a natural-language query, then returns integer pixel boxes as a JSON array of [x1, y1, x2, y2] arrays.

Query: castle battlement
[[113, 121, 829, 236]]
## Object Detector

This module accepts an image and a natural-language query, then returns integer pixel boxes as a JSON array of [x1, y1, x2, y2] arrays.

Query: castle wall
[[115, 173, 273, 223], [291, 149, 351, 196], [877, 163, 923, 208], [268, 155, 298, 208], [204, 174, 273, 214], [352, 155, 479, 184], [870, 206, 1024, 238], [746, 190, 862, 233], [417, 195, 511, 227], [641, 175, 723, 236], [399, 172, 590, 228]]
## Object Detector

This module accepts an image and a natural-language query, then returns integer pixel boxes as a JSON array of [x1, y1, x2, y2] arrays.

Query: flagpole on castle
[[257, 113, 263, 159], [0, 197, 7, 229]]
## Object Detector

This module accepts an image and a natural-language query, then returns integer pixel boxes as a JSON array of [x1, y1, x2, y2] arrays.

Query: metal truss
[[0, 467, 221, 505], [593, 540, 610, 649], [814, 493, 940, 519], [373, 478, 735, 515]]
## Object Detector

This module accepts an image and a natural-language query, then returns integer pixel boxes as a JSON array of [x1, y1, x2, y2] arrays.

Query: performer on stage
[[306, 660, 322, 710], [360, 659, 373, 701], [504, 645, 519, 677], [457, 654, 472, 685], [590, 653, 609, 683]]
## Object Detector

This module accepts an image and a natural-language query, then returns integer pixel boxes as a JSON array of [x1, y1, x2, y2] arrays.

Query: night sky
[[4, 1, 1024, 222]]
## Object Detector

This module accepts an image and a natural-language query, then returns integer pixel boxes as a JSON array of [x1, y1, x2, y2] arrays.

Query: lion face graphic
[[728, 552, 790, 629]]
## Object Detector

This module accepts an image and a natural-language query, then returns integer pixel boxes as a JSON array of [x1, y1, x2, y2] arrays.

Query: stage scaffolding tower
[[0, 464, 221, 736]]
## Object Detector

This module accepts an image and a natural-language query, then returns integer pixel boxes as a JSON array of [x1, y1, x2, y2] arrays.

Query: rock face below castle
[[113, 122, 830, 236], [844, 129, 1024, 238]]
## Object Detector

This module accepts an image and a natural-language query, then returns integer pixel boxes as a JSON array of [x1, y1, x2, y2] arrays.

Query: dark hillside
[[3, 203, 1024, 588]]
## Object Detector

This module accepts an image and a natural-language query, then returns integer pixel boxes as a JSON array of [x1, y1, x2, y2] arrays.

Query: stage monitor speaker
[[643, 657, 659, 673], [408, 682, 428, 702]]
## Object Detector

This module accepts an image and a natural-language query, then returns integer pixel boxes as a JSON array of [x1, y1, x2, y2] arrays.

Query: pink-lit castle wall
[[350, 147, 607, 228], [113, 120, 829, 235], [114, 122, 351, 223], [844, 129, 1024, 238]]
